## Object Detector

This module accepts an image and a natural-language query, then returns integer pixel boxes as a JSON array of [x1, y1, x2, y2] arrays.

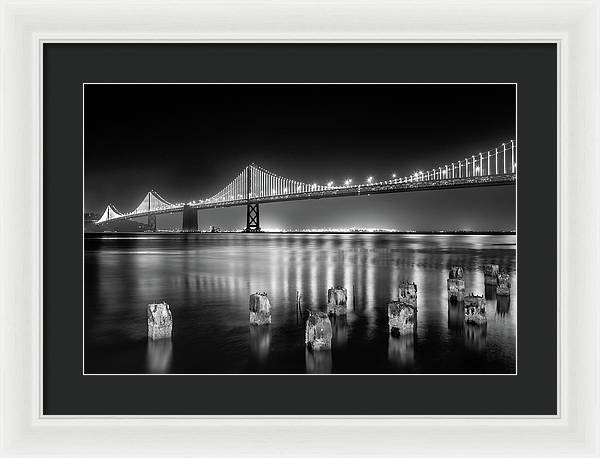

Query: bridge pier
[[244, 203, 261, 232], [182, 204, 198, 232], [148, 214, 157, 232]]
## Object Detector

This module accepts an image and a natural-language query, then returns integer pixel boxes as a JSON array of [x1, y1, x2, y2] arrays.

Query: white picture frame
[[1, 0, 598, 456]]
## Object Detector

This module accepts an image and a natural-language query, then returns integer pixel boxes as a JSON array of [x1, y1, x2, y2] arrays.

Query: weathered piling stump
[[327, 286, 348, 315], [447, 266, 465, 303], [305, 311, 333, 351], [449, 266, 464, 279], [387, 300, 417, 336], [249, 292, 272, 325], [398, 281, 418, 307], [483, 264, 500, 285], [464, 293, 487, 326], [147, 301, 173, 340], [496, 272, 511, 296]]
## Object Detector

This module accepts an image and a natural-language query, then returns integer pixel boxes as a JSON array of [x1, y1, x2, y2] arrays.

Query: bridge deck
[[101, 173, 516, 223]]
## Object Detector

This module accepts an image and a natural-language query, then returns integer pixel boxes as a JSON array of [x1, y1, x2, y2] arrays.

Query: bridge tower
[[148, 214, 157, 232], [244, 164, 261, 233], [182, 204, 199, 232]]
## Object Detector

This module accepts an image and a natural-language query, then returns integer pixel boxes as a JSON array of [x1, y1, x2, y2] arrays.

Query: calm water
[[84, 233, 516, 374]]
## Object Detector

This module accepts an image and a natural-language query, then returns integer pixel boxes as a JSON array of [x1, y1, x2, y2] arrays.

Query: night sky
[[84, 84, 516, 231]]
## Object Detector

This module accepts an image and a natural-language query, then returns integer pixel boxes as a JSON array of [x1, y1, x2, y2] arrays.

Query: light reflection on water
[[84, 233, 516, 374]]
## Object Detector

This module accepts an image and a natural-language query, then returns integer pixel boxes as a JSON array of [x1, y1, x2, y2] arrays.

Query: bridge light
[[367, 176, 373, 183], [327, 181, 333, 187], [392, 173, 397, 178]]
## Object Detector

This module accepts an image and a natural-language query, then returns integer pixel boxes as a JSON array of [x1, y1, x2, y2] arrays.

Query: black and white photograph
[[10, 0, 600, 450], [84, 83, 517, 375]]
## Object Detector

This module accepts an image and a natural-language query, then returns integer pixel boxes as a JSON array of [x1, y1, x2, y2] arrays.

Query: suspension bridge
[[94, 140, 517, 232]]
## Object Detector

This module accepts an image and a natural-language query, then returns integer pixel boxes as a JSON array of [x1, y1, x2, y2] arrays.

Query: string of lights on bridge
[[96, 140, 516, 223]]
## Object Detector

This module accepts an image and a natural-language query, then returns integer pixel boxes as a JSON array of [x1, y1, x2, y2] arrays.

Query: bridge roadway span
[[105, 173, 516, 223]]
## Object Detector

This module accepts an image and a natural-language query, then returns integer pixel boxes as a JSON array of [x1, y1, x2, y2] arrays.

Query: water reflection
[[448, 301, 465, 334], [497, 295, 510, 317], [249, 325, 271, 365], [464, 324, 487, 353], [484, 284, 496, 300], [86, 233, 516, 374], [331, 314, 348, 348], [146, 339, 172, 373], [305, 349, 332, 374], [388, 333, 415, 368]]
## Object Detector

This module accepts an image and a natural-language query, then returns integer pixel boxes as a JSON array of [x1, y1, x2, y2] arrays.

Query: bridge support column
[[182, 204, 198, 232], [244, 203, 261, 232], [148, 214, 157, 232]]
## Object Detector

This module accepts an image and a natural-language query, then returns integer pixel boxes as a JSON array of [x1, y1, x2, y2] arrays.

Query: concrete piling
[[147, 301, 173, 340], [387, 300, 417, 336], [327, 286, 348, 316], [447, 266, 465, 303], [483, 264, 500, 285], [249, 292, 272, 325], [398, 281, 418, 307], [305, 311, 333, 351], [449, 266, 464, 280], [496, 272, 511, 296], [296, 290, 302, 325], [464, 293, 487, 325]]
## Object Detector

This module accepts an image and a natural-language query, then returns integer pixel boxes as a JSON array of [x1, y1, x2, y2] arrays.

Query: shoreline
[[85, 230, 516, 236]]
